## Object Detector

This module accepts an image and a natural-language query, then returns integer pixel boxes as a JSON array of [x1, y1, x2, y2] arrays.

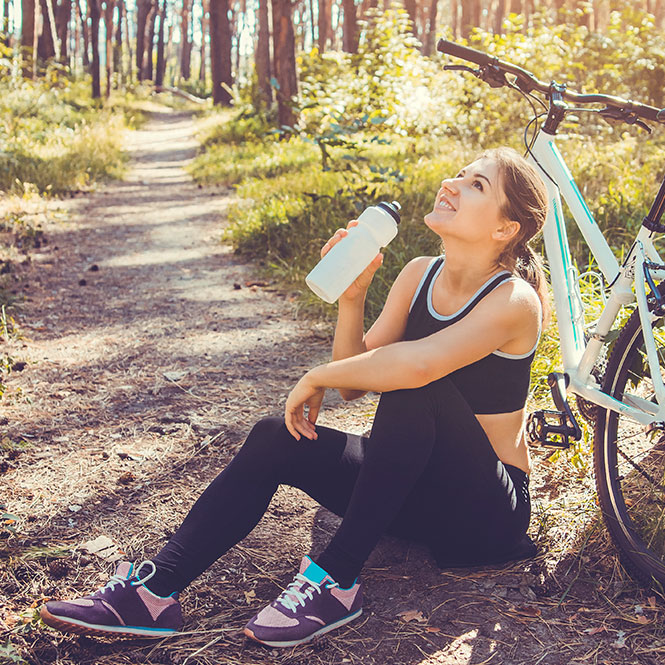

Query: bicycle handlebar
[[437, 39, 665, 124]]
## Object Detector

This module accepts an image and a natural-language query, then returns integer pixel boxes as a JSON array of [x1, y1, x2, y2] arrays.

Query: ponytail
[[483, 147, 551, 328]]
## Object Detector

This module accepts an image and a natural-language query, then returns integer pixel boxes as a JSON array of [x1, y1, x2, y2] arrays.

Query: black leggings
[[148, 377, 533, 595]]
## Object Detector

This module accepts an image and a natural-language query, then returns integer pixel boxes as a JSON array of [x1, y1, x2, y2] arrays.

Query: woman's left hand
[[284, 371, 325, 441]]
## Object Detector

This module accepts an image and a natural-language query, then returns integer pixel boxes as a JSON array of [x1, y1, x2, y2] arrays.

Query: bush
[[0, 74, 127, 194], [195, 7, 665, 328]]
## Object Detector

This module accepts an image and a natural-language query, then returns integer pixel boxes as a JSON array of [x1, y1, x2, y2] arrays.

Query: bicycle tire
[[594, 301, 665, 586]]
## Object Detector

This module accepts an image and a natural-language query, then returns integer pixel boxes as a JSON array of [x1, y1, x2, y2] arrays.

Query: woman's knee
[[238, 416, 297, 464], [376, 383, 438, 415]]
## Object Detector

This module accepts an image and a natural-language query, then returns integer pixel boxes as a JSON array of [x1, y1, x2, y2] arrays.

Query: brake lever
[[444, 64, 480, 75], [599, 107, 652, 133], [634, 119, 652, 133], [443, 63, 507, 89]]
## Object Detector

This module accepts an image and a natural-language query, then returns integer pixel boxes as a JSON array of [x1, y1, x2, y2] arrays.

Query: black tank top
[[403, 257, 538, 415]]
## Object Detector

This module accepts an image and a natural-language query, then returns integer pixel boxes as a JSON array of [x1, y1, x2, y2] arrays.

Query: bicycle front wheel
[[594, 306, 665, 586]]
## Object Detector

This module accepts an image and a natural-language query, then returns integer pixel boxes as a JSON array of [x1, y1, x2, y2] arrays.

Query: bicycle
[[437, 38, 665, 587]]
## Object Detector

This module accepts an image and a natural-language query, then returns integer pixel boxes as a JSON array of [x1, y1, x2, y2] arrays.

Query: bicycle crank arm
[[526, 373, 582, 448]]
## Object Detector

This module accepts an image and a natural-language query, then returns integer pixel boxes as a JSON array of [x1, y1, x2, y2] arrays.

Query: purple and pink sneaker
[[40, 560, 183, 638], [244, 556, 362, 647]]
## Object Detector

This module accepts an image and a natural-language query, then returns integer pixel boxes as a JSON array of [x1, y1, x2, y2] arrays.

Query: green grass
[[0, 76, 138, 194], [188, 11, 665, 476]]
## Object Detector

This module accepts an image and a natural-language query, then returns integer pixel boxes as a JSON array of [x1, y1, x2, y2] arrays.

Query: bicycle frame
[[527, 130, 665, 425]]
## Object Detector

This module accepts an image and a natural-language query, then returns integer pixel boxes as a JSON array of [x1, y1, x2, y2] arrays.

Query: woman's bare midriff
[[476, 409, 531, 474]]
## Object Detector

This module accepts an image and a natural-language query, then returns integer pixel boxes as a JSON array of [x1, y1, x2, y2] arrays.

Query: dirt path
[[1, 110, 664, 665]]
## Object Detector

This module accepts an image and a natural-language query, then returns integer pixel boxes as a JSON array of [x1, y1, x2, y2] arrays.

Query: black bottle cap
[[376, 201, 401, 224]]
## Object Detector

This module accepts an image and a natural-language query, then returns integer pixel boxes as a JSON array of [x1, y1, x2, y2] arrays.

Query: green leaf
[[0, 641, 24, 664]]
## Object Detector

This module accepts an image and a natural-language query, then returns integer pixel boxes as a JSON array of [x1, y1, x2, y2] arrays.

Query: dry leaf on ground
[[397, 609, 427, 623]]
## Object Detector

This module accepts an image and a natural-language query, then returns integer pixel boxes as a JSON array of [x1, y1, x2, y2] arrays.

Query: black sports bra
[[403, 257, 539, 415]]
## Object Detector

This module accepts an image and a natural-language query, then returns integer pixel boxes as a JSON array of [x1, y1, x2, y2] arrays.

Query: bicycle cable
[[503, 78, 560, 187], [522, 113, 560, 192]]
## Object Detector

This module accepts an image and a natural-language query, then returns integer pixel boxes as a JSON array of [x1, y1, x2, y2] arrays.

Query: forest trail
[[2, 110, 662, 665]]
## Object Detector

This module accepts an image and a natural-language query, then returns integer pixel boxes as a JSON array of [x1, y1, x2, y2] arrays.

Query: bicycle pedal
[[526, 410, 577, 449]]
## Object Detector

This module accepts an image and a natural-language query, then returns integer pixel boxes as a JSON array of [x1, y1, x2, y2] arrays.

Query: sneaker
[[244, 556, 362, 647], [40, 560, 183, 638]]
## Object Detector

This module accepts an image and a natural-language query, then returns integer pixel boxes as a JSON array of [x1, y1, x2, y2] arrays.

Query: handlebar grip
[[437, 39, 493, 67]]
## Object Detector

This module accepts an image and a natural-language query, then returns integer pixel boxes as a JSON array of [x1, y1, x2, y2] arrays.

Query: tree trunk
[[655, 0, 665, 29], [89, 0, 101, 98], [233, 3, 241, 80], [461, 0, 481, 38], [422, 0, 437, 55], [318, 0, 328, 51], [124, 0, 133, 81], [209, 0, 233, 104], [199, 0, 209, 82], [180, 0, 193, 80], [144, 3, 157, 79], [77, 0, 90, 68], [21, 0, 35, 74], [164, 16, 174, 84], [307, 0, 315, 44], [73, 0, 80, 69], [403, 0, 417, 38], [330, 0, 338, 49], [271, 0, 297, 127], [136, 0, 152, 80], [493, 0, 506, 33], [38, 0, 57, 60], [32, 0, 40, 76], [594, 0, 610, 32], [341, 0, 357, 52], [154, 0, 166, 85], [524, 0, 532, 30], [104, 0, 115, 96], [450, 0, 458, 39], [552, 0, 566, 23], [114, 0, 123, 82], [359, 0, 377, 18], [2, 0, 9, 45], [55, 0, 70, 62], [256, 0, 272, 105]]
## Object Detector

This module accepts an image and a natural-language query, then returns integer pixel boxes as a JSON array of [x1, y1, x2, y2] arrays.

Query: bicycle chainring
[[576, 394, 599, 424], [575, 333, 609, 425]]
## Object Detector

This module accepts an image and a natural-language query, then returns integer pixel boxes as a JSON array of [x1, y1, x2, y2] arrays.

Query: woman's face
[[424, 157, 510, 244]]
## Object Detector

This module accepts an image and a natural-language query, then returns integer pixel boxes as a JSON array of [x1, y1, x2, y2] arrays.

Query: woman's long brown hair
[[485, 146, 551, 328]]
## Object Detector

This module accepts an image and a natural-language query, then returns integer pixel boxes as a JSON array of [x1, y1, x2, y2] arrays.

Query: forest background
[[1, 0, 665, 503], [1, 1, 665, 663]]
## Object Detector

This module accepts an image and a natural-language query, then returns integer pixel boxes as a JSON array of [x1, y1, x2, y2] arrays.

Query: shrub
[[196, 7, 665, 328], [0, 75, 127, 194]]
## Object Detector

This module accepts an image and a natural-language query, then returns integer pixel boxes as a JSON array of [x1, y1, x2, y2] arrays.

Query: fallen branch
[[155, 85, 208, 105]]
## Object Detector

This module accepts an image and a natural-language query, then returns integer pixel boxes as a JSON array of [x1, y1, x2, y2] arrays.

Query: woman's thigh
[[381, 380, 530, 557], [268, 418, 368, 520]]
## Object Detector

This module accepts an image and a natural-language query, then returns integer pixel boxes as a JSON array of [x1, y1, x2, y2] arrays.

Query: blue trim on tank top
[[408, 256, 541, 359], [426, 260, 511, 322], [408, 256, 440, 313]]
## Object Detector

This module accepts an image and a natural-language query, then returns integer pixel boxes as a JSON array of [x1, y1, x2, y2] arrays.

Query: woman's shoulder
[[401, 255, 441, 280], [396, 256, 441, 296], [491, 275, 542, 324]]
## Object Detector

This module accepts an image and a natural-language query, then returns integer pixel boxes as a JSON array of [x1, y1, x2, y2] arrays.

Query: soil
[[1, 109, 664, 665]]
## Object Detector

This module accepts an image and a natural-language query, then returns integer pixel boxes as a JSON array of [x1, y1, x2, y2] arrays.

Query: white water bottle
[[306, 201, 401, 304]]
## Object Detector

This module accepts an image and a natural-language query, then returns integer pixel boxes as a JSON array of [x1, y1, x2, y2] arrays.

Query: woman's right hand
[[320, 221, 383, 302]]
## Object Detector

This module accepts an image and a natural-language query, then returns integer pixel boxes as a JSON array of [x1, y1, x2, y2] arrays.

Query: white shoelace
[[99, 560, 156, 594], [277, 573, 338, 612]]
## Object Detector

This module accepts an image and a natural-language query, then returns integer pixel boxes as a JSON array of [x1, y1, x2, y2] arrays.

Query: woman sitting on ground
[[40, 146, 548, 647]]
